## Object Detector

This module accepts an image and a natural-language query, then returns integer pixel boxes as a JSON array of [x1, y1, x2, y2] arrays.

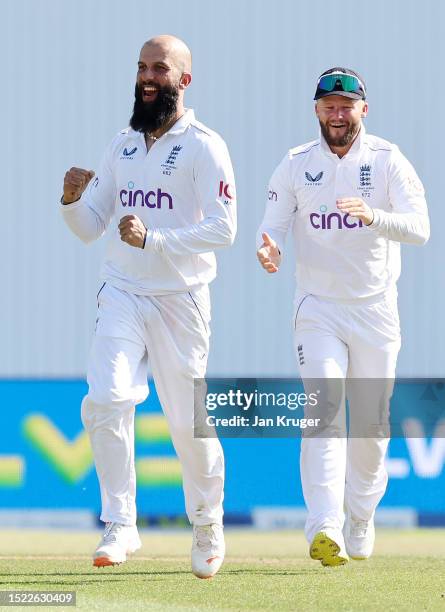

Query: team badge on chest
[[162, 145, 183, 176], [358, 164, 374, 198]]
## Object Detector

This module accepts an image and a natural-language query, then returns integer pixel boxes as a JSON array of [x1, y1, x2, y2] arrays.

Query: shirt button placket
[[334, 160, 342, 203]]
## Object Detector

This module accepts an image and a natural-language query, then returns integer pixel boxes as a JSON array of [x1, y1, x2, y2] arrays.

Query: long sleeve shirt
[[258, 127, 429, 300], [61, 109, 237, 295]]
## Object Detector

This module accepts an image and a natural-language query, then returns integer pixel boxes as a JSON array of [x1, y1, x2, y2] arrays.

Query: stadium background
[[0, 0, 443, 528]]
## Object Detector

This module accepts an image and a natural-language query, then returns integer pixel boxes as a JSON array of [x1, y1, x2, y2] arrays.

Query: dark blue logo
[[123, 147, 137, 157], [164, 145, 183, 166], [93, 177, 99, 188], [305, 171, 323, 183], [359, 164, 371, 188]]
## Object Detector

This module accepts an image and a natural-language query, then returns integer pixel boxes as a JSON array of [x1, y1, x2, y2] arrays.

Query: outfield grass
[[0, 529, 444, 611]]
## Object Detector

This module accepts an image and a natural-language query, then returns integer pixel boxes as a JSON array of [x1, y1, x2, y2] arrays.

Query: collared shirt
[[258, 126, 430, 300], [61, 109, 237, 295]]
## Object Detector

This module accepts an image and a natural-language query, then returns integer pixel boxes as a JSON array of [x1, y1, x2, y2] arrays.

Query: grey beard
[[320, 121, 359, 148]]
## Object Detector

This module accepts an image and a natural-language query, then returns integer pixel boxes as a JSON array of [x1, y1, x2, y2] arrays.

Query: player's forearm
[[144, 217, 236, 256], [370, 209, 430, 245], [60, 200, 106, 244]]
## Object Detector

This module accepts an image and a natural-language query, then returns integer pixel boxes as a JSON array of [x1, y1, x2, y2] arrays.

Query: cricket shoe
[[191, 524, 225, 579], [93, 522, 141, 567], [344, 508, 375, 560], [310, 529, 349, 567]]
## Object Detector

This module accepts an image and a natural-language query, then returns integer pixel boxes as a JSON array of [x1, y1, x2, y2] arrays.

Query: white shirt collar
[[127, 108, 195, 141], [168, 109, 195, 135]]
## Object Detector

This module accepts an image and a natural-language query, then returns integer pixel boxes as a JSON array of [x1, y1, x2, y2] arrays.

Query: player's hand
[[336, 198, 374, 225], [118, 215, 147, 249], [257, 232, 281, 273], [63, 168, 95, 204]]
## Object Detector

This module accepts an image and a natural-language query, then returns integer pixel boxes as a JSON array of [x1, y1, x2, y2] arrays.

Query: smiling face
[[130, 36, 192, 134], [315, 95, 368, 152], [136, 41, 185, 103]]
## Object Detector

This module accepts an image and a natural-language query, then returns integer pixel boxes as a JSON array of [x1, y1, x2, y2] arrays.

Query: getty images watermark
[[205, 388, 321, 429], [194, 379, 330, 438], [194, 378, 445, 439]]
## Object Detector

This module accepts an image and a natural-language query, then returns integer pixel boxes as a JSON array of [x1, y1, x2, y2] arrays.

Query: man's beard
[[130, 83, 179, 133], [319, 119, 360, 148]]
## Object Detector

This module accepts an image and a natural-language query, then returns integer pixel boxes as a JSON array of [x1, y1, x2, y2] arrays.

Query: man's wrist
[[60, 195, 80, 205], [141, 229, 147, 249], [365, 208, 375, 226]]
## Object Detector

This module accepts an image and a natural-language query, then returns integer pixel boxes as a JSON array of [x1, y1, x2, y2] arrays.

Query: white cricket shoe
[[191, 524, 225, 579], [344, 509, 375, 560], [93, 522, 141, 567], [310, 528, 349, 567]]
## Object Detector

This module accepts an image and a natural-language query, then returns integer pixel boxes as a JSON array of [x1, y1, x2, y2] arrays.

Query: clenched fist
[[118, 215, 147, 249], [63, 167, 95, 204]]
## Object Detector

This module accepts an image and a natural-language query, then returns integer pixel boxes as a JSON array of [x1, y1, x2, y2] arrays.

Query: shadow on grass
[[0, 572, 188, 583], [0, 566, 329, 585], [222, 568, 334, 576]]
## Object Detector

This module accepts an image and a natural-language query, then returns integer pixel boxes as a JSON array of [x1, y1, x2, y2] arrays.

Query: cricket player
[[257, 68, 429, 566], [61, 35, 236, 578]]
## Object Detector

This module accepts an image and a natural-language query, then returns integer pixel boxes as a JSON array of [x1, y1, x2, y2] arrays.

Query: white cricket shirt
[[61, 110, 237, 295], [258, 127, 430, 300]]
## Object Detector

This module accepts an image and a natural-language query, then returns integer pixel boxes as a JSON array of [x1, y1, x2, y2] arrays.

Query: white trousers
[[294, 290, 401, 543], [81, 283, 224, 527]]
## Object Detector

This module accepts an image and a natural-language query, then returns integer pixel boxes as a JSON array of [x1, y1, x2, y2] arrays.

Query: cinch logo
[[219, 181, 234, 200], [119, 181, 173, 209], [310, 205, 363, 229]]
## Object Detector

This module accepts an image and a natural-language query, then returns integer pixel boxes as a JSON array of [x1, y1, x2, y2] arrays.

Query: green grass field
[[0, 529, 444, 611]]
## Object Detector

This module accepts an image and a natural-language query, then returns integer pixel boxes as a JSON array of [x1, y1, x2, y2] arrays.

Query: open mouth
[[142, 85, 159, 101]]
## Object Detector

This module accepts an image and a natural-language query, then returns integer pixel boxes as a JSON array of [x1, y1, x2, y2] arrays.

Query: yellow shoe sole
[[310, 532, 349, 567]]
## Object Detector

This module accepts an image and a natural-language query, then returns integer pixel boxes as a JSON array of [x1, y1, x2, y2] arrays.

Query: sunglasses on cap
[[316, 73, 366, 97]]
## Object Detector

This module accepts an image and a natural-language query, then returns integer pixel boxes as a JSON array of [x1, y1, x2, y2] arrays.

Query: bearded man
[[61, 35, 236, 578], [257, 67, 429, 566]]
